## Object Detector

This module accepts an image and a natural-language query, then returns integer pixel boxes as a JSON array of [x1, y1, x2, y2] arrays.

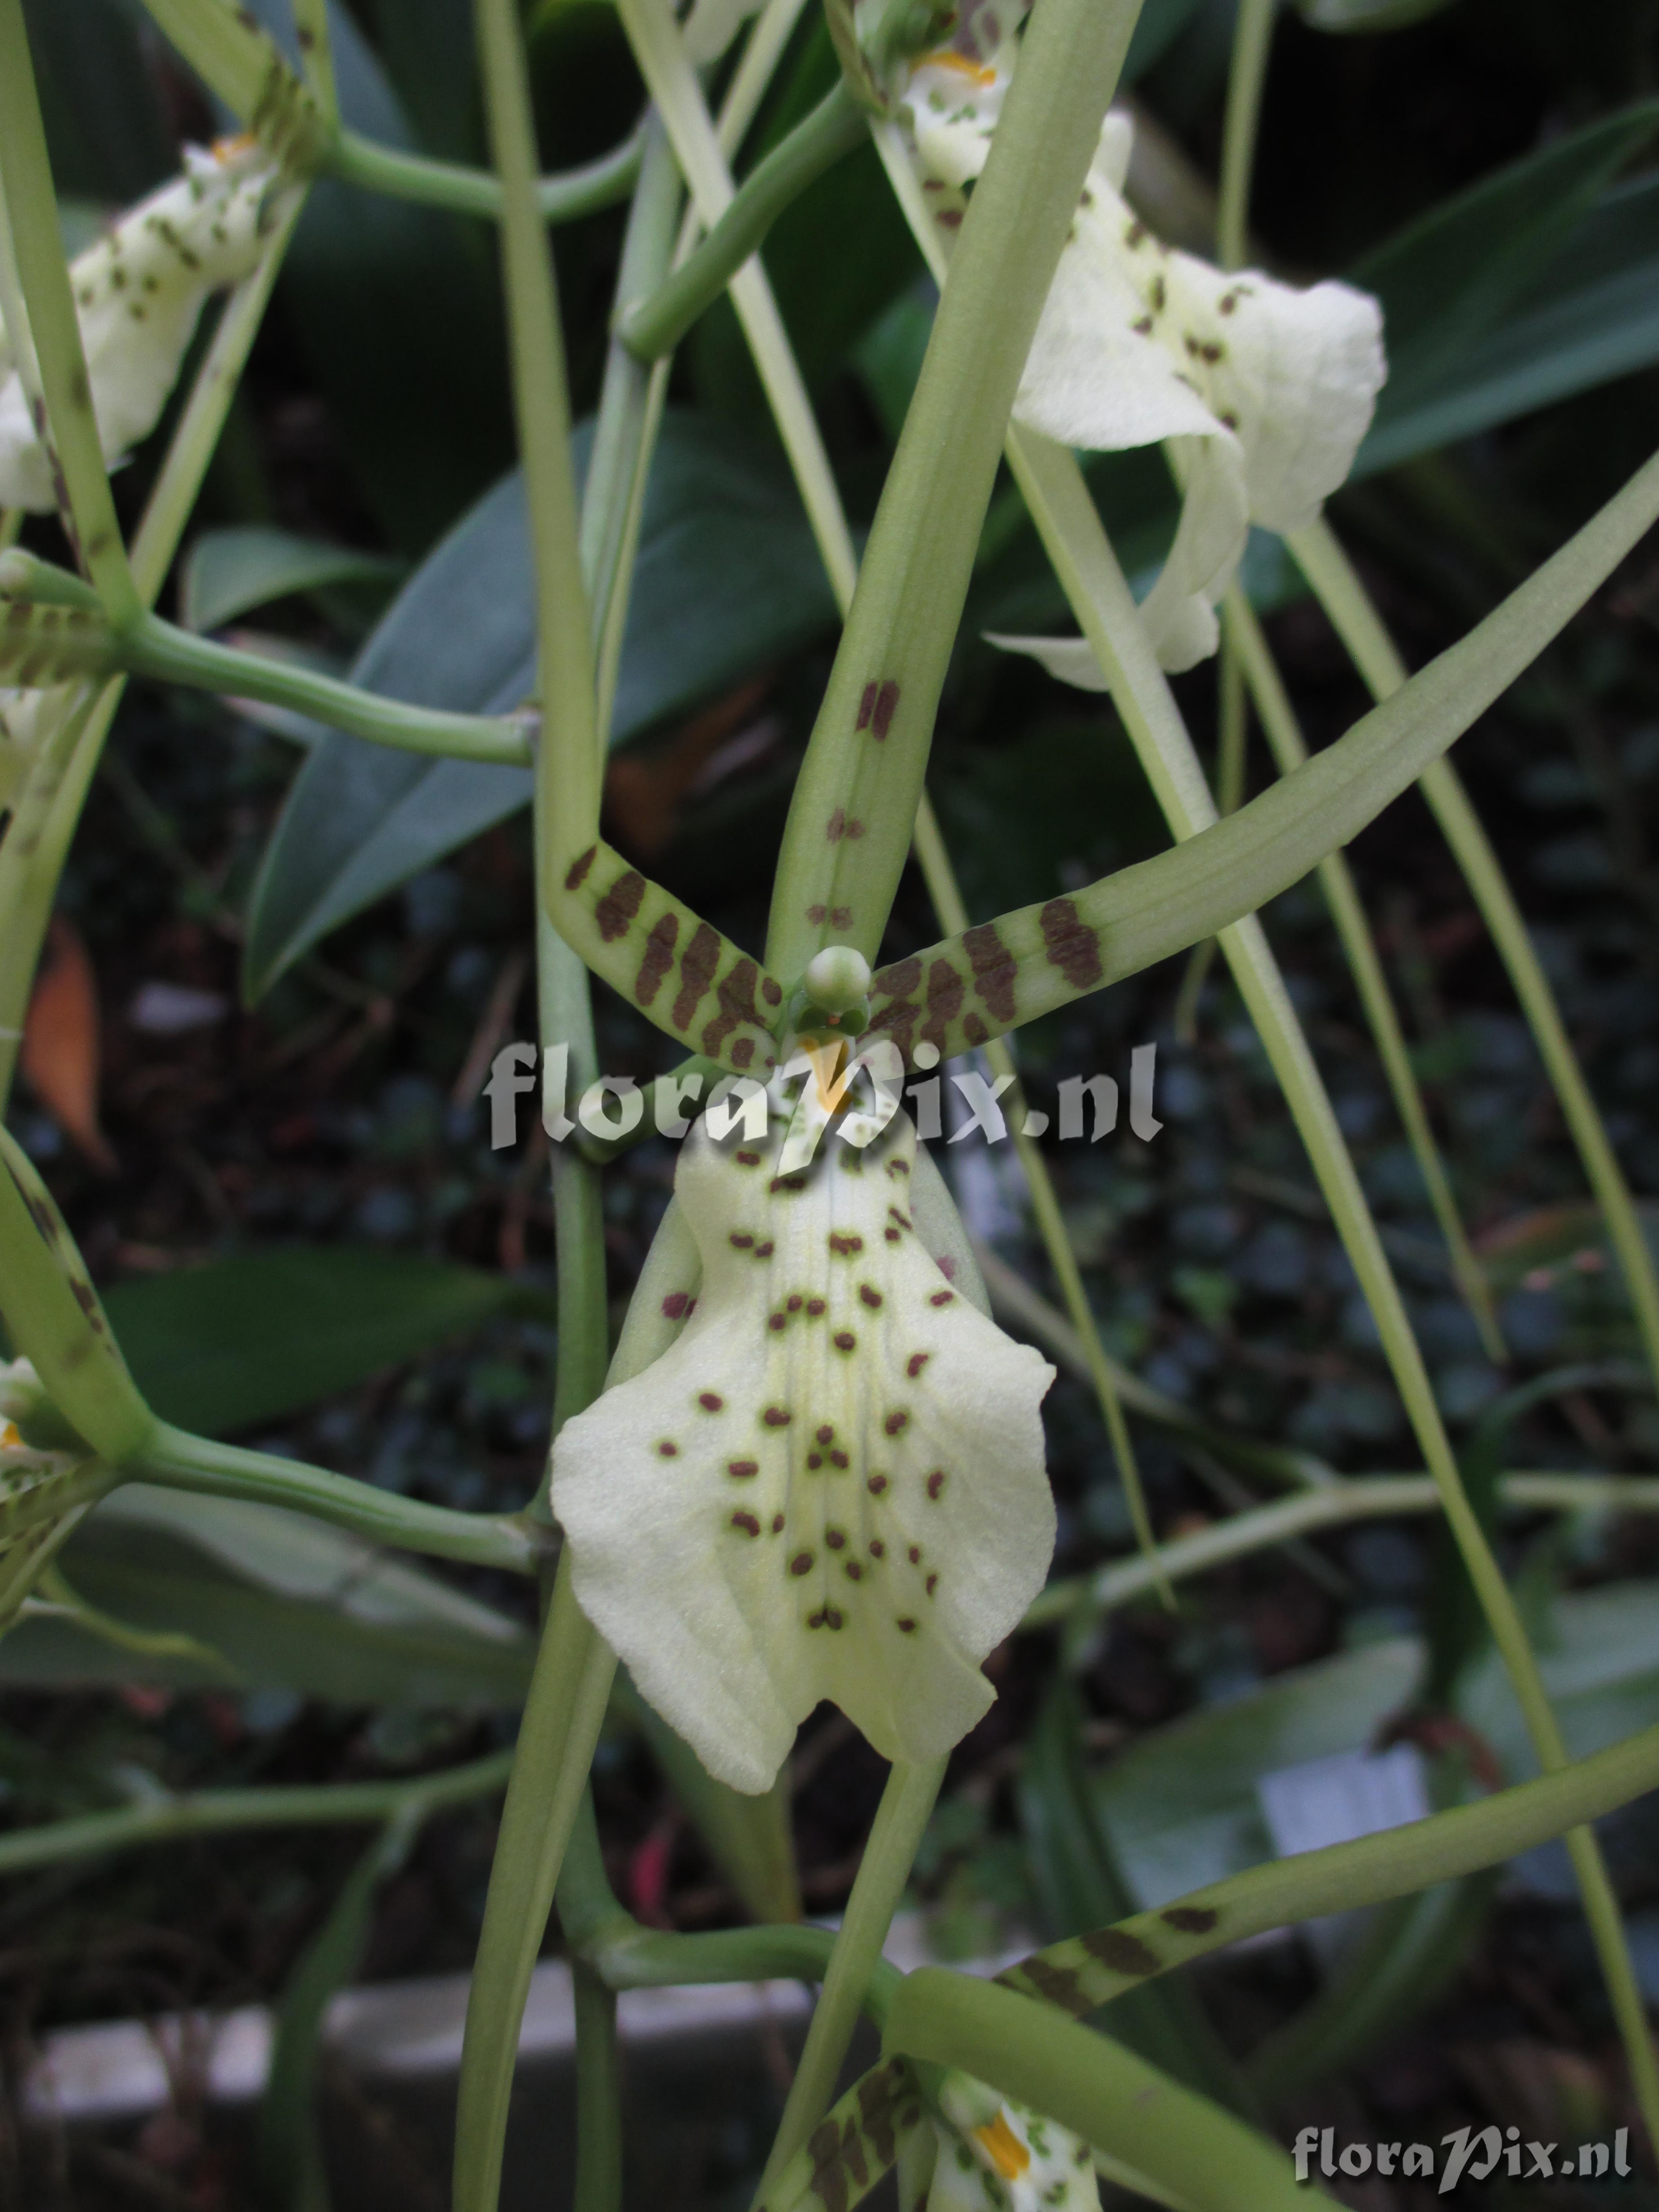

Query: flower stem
[[1172, 633, 1246, 1040], [1023, 1469, 1659, 1628], [1286, 514, 1659, 2152], [1290, 514, 1659, 1394], [1216, 0, 1276, 270], [620, 81, 866, 362], [123, 611, 532, 762], [328, 121, 647, 223], [763, 0, 1146, 981], [130, 1423, 544, 1574], [1224, 584, 1506, 1360], [754, 1757, 945, 2205], [0, 0, 139, 627], [0, 1749, 516, 1879], [454, 1558, 616, 2212], [572, 1963, 624, 2212], [976, 1240, 1341, 1491], [617, 0, 859, 616]]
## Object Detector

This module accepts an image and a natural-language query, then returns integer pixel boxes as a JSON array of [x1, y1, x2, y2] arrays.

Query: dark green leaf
[[102, 1248, 548, 1437], [1359, 173, 1659, 476], [23, 0, 175, 204], [242, 409, 837, 997], [0, 1487, 533, 1704], [180, 527, 405, 635], [1292, 0, 1460, 30]]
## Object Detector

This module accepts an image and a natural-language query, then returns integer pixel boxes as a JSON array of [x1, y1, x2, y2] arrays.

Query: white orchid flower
[[884, 9, 1385, 670], [0, 138, 282, 513], [924, 2077, 1101, 2212], [552, 1098, 1055, 1793]]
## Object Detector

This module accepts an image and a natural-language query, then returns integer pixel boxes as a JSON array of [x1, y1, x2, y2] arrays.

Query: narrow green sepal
[[0, 1126, 157, 1465]]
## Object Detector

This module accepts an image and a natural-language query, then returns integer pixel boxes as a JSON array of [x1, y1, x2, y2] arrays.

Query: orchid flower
[[551, 1082, 1055, 1793], [0, 1360, 104, 1631], [920, 2075, 1101, 2212], [0, 138, 282, 513], [872, 3, 1385, 670]]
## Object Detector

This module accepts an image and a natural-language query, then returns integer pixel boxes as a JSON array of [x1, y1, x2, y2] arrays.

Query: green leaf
[[102, 1248, 551, 1438], [1360, 172, 1659, 476], [180, 526, 405, 635], [0, 1485, 533, 1703], [1353, 104, 1659, 473], [22, 0, 176, 204], [1088, 1640, 1422, 1908], [242, 409, 837, 998], [1463, 1578, 1659, 1780], [1292, 0, 1460, 30]]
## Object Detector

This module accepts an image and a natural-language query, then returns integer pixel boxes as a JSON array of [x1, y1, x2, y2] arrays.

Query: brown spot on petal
[[828, 1232, 863, 1255], [731, 1511, 761, 1536], [856, 681, 878, 731], [728, 1460, 759, 1478], [763, 1406, 791, 1428], [565, 845, 597, 890], [859, 1285, 883, 1309], [1163, 1906, 1218, 1934], [885, 1412, 909, 1437], [1039, 896, 1102, 990], [635, 912, 678, 1006], [825, 1528, 846, 1550], [930, 1289, 955, 1307], [907, 1353, 930, 1378], [657, 1441, 679, 1457], [925, 1469, 945, 1498], [833, 1330, 856, 1352], [1083, 1928, 1160, 1977], [671, 922, 720, 1031], [698, 1392, 724, 1412], [595, 869, 646, 943], [963, 921, 1017, 1025], [661, 1292, 691, 1319], [790, 1551, 814, 1576], [897, 1617, 916, 1633]]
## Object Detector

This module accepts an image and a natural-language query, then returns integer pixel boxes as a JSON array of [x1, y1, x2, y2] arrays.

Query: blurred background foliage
[[8, 0, 1659, 2204]]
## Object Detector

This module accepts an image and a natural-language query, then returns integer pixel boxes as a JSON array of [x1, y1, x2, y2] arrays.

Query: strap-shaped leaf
[[553, 838, 785, 1077], [754, 2055, 922, 2212], [868, 441, 1659, 1063], [0, 601, 116, 686]]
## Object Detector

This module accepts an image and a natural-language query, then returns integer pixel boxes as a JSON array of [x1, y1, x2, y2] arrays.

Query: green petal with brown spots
[[0, 599, 116, 687], [552, 837, 787, 1077], [754, 2055, 924, 2212]]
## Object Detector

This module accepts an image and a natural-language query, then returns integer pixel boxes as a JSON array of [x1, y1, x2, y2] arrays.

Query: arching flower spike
[[883, 9, 1385, 669], [552, 1107, 1056, 1793], [0, 138, 283, 512]]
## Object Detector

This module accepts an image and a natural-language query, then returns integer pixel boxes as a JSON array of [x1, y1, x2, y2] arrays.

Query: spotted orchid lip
[[550, 1107, 1055, 1794]]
